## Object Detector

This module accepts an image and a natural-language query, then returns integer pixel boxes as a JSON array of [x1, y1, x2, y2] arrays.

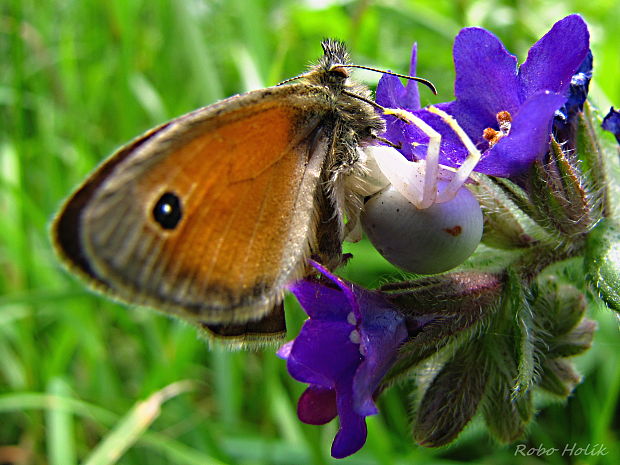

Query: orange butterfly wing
[[53, 85, 334, 324]]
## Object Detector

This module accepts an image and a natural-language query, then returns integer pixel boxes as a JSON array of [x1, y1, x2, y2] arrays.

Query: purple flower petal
[[558, 49, 593, 117], [285, 350, 333, 388], [433, 99, 485, 154], [298, 386, 338, 425], [287, 319, 362, 386], [453, 27, 521, 120], [353, 293, 408, 416], [404, 43, 421, 109], [553, 49, 593, 143], [375, 43, 420, 111], [475, 92, 566, 176], [309, 260, 360, 316], [519, 14, 590, 99], [375, 45, 423, 160], [331, 383, 367, 459], [289, 279, 350, 321], [390, 105, 482, 167], [376, 73, 406, 109], [381, 116, 421, 160], [602, 107, 620, 144], [276, 340, 293, 360]]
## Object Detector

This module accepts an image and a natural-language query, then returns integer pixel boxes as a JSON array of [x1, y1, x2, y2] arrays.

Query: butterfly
[[51, 39, 434, 345]]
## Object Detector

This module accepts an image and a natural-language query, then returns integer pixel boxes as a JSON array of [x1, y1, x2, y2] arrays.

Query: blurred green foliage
[[1, 0, 619, 464]]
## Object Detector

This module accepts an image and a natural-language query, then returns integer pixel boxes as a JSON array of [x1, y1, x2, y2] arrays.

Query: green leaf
[[83, 381, 195, 465], [471, 174, 536, 250], [483, 376, 532, 444], [47, 378, 77, 465], [503, 268, 536, 397], [577, 101, 612, 218], [481, 288, 534, 445], [584, 217, 620, 312], [412, 344, 487, 447], [379, 271, 502, 386]]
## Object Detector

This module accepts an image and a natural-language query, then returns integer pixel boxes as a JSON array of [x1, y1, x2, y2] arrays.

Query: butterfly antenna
[[339, 64, 437, 94], [277, 74, 306, 86]]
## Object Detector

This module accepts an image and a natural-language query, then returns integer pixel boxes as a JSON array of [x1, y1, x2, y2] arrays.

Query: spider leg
[[383, 108, 441, 209], [426, 106, 482, 203]]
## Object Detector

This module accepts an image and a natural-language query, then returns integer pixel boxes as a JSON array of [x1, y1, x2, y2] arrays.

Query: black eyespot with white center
[[153, 192, 182, 230]]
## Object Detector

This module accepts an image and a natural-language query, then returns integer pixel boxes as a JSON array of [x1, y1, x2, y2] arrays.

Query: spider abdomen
[[361, 182, 483, 274]]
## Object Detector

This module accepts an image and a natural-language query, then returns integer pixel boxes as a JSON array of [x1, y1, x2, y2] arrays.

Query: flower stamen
[[483, 127, 502, 146], [497, 110, 512, 132], [483, 110, 513, 147]]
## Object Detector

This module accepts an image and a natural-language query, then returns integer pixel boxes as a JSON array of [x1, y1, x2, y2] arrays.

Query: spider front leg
[[380, 108, 441, 209], [426, 106, 482, 203], [360, 106, 484, 274]]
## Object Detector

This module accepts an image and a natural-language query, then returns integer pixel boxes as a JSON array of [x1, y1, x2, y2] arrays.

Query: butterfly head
[[302, 39, 352, 89]]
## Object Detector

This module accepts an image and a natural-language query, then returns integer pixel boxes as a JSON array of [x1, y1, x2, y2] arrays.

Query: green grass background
[[2, 0, 620, 464]]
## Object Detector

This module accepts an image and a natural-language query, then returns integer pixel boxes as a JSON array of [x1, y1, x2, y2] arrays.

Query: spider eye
[[361, 182, 483, 274]]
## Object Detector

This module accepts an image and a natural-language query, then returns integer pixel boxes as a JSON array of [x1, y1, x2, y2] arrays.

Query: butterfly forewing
[[53, 85, 334, 323]]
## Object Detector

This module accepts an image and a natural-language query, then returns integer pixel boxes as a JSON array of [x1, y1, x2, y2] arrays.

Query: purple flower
[[277, 261, 407, 458], [602, 107, 620, 144], [554, 50, 593, 125], [377, 14, 590, 177], [376, 43, 423, 161]]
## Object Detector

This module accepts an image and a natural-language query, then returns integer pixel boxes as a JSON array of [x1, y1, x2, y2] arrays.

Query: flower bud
[[529, 277, 594, 399], [530, 278, 587, 337], [548, 318, 596, 358], [526, 138, 593, 237], [538, 358, 582, 398]]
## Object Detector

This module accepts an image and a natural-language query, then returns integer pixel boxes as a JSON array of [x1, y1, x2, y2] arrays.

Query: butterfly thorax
[[301, 39, 385, 150], [290, 40, 387, 270]]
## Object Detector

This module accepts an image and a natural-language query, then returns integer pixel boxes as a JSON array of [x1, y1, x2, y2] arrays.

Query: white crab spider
[[359, 106, 484, 274]]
